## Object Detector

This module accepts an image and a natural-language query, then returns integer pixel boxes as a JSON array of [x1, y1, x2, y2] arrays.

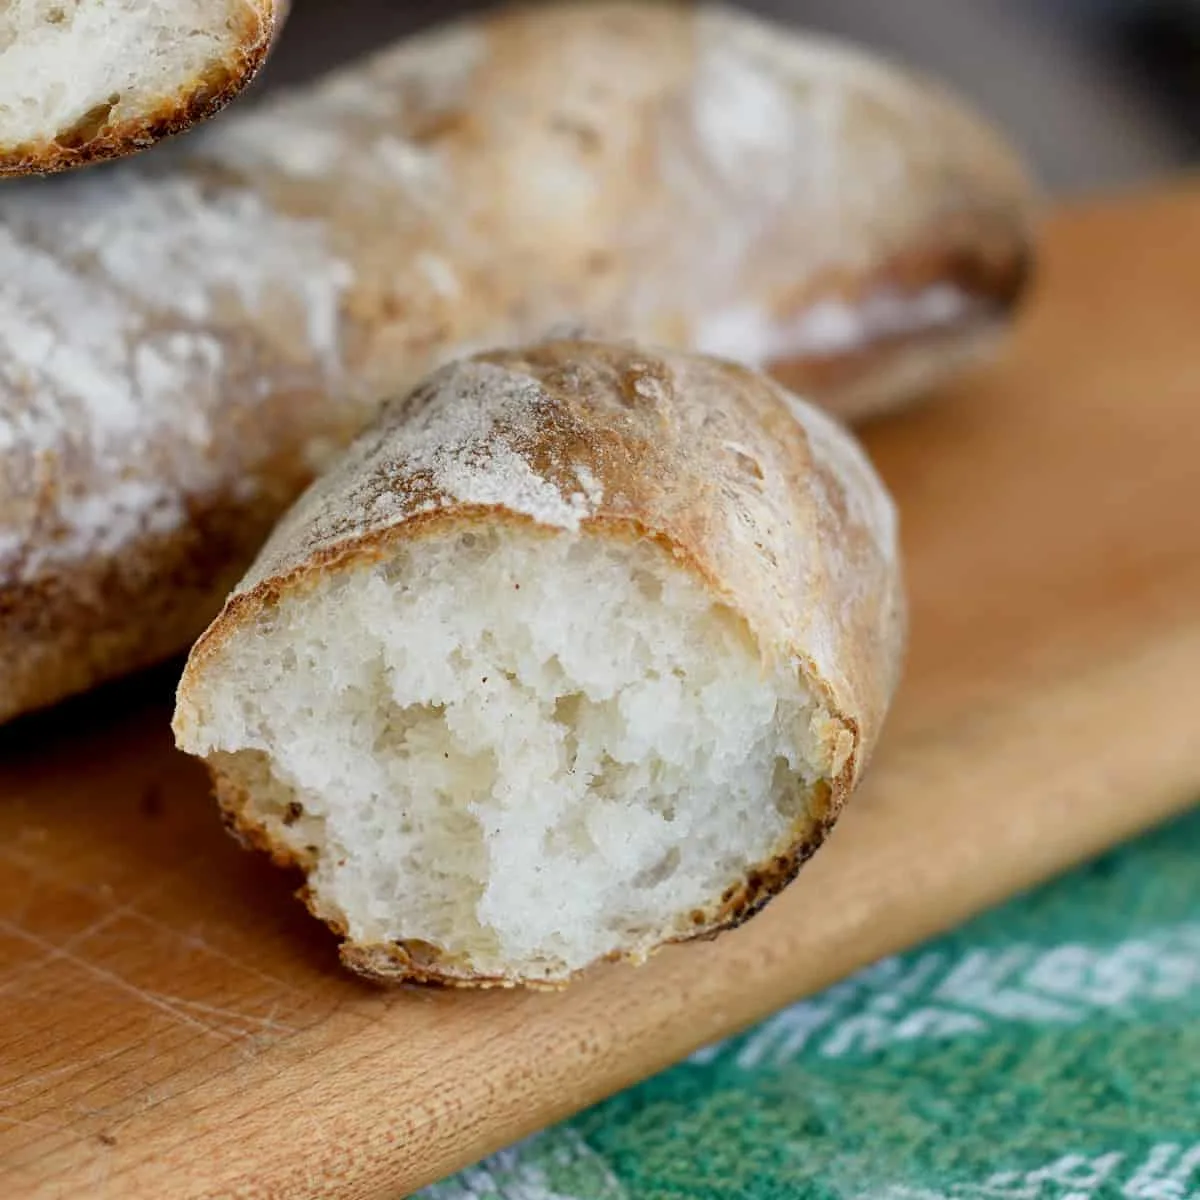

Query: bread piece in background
[[174, 338, 905, 987], [0, 1, 288, 176], [0, 1, 1031, 724]]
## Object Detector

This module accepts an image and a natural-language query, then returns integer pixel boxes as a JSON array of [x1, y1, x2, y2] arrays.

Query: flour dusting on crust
[[0, 169, 352, 583], [239, 360, 605, 595]]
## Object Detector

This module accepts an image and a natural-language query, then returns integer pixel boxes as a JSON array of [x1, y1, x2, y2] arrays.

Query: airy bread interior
[[0, 0, 256, 150], [181, 525, 834, 982]]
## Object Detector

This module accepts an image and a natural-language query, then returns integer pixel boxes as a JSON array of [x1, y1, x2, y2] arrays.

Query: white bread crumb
[[182, 525, 827, 982]]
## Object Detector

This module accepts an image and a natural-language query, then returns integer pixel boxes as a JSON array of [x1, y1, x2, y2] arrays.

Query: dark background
[[250, 0, 1200, 194]]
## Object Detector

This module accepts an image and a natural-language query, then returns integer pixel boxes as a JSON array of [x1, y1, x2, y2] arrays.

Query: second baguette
[[0, 1, 1031, 722]]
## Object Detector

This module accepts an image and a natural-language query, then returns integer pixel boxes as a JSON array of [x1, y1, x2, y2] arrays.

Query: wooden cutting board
[[3, 185, 1200, 1200]]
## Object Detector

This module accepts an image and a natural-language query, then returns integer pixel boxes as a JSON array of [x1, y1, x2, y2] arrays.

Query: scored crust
[[0, 0, 288, 176], [2, 0, 1017, 724], [174, 339, 906, 986]]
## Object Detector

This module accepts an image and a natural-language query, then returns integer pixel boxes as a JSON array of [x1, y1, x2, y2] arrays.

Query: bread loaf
[[0, 1, 1030, 723], [173, 338, 905, 987], [0, 1, 287, 175]]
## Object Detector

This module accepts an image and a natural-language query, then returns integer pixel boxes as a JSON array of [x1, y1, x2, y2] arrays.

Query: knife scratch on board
[[0, 847, 306, 1001], [0, 920, 267, 1058]]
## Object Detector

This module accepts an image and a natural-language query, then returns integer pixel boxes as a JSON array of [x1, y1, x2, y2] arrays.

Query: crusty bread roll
[[0, 1, 1026, 724], [0, 1, 287, 175], [173, 339, 905, 987]]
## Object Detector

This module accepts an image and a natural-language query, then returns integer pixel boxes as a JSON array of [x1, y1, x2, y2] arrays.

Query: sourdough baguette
[[0, 1, 287, 176], [0, 1, 1030, 723], [173, 338, 905, 987]]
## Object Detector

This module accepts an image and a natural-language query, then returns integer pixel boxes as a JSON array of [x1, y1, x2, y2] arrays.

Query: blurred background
[[258, 0, 1200, 194]]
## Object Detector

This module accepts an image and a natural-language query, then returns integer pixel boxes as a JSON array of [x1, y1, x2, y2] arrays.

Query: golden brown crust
[[3, 0, 1014, 724], [175, 339, 905, 987], [770, 229, 1036, 420], [1, 494, 271, 719], [0, 1, 287, 176]]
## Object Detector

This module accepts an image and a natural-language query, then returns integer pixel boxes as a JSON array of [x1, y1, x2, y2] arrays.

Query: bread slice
[[0, 0, 287, 175], [1, 0, 1019, 725], [174, 339, 905, 987]]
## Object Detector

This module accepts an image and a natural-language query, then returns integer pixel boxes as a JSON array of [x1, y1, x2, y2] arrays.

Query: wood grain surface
[[3, 185, 1200, 1199]]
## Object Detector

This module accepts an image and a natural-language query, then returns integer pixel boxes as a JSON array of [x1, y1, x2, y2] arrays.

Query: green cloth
[[422, 807, 1200, 1200]]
